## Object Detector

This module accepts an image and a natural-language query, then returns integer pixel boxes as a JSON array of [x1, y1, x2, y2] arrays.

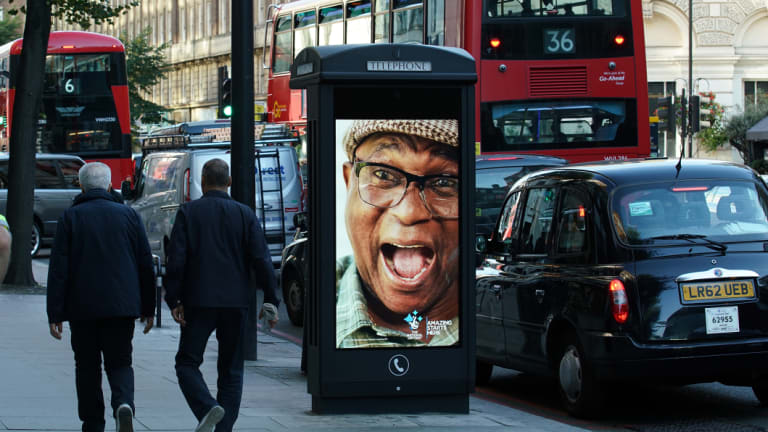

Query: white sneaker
[[194, 405, 225, 432], [115, 403, 133, 432]]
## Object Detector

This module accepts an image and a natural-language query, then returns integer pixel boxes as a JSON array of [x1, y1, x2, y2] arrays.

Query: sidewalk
[[0, 292, 586, 431]]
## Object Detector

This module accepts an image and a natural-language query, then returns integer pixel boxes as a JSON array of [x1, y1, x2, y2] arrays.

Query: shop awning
[[747, 116, 768, 141]]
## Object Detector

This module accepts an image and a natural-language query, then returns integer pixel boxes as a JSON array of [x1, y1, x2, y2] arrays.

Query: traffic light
[[220, 78, 232, 118], [689, 95, 712, 133], [656, 96, 675, 132], [698, 93, 712, 130]]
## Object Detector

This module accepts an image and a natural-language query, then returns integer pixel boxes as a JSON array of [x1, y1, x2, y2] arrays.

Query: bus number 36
[[544, 29, 575, 54]]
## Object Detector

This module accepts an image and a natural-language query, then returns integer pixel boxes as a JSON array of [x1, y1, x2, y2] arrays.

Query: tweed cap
[[343, 119, 458, 160]]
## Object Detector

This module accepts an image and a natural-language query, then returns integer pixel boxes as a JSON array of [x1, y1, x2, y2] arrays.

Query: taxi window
[[557, 189, 588, 254], [519, 187, 556, 254], [613, 180, 768, 245], [496, 190, 521, 242]]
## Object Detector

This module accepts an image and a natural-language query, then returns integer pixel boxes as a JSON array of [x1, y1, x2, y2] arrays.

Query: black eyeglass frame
[[353, 159, 459, 219]]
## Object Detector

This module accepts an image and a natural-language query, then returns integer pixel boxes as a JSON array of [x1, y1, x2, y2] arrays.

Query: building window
[[745, 81, 768, 108]]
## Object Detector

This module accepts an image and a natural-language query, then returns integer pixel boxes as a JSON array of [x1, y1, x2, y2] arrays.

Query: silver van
[[0, 153, 85, 256], [124, 141, 304, 266]]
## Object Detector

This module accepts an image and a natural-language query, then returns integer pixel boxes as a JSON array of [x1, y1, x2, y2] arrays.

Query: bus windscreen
[[481, 99, 637, 151]]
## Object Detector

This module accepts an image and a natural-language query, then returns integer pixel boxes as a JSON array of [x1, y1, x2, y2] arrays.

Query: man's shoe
[[194, 405, 225, 432], [115, 403, 133, 432]]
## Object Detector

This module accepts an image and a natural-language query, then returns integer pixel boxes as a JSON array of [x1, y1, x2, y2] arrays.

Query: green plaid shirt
[[335, 255, 459, 348]]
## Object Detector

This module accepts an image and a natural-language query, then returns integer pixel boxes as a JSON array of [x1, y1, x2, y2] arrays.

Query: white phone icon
[[394, 358, 405, 373]]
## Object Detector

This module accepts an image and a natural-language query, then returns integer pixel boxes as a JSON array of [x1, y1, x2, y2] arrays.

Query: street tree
[[0, 15, 22, 45], [4, 0, 136, 286], [698, 101, 768, 168], [123, 27, 169, 126]]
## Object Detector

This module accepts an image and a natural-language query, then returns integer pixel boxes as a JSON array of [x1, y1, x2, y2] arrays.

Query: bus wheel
[[282, 271, 304, 327], [557, 332, 602, 418], [30, 222, 41, 257]]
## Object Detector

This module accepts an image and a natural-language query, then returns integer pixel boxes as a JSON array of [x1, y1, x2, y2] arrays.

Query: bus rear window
[[485, 0, 617, 18], [481, 99, 635, 152]]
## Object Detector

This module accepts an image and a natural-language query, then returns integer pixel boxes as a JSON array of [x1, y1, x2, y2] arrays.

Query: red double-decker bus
[[266, 0, 649, 163], [0, 31, 133, 187]]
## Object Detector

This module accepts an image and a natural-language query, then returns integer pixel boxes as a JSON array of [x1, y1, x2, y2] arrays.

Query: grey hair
[[78, 162, 112, 191]]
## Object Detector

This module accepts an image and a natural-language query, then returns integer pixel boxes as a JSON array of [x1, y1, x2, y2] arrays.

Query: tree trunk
[[3, 0, 51, 286]]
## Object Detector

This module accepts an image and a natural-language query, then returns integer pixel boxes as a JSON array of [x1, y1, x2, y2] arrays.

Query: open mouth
[[381, 243, 435, 282]]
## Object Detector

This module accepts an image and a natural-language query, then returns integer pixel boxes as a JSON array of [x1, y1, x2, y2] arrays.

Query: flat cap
[[343, 119, 458, 160]]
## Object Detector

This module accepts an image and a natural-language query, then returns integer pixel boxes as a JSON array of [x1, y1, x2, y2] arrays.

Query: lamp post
[[688, 0, 693, 157]]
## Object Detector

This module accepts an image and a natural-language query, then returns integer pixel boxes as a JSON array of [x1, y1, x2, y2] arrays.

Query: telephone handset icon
[[388, 354, 409, 376]]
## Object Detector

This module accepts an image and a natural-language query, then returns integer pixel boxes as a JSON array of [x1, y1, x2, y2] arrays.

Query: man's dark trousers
[[175, 307, 248, 432], [69, 318, 135, 432]]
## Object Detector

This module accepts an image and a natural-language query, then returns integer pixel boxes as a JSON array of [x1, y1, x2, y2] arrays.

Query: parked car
[[279, 154, 567, 327], [475, 154, 567, 235], [475, 159, 768, 417], [124, 141, 304, 266], [0, 154, 85, 256], [280, 212, 308, 326]]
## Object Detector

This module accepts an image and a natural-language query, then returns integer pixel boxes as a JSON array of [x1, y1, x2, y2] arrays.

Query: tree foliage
[[123, 27, 169, 125], [0, 15, 23, 46], [719, 102, 768, 167]]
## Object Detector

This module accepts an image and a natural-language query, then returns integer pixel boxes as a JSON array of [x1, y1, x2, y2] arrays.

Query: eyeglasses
[[354, 160, 459, 219]]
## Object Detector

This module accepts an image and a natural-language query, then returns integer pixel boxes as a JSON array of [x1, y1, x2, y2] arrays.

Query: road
[[31, 252, 768, 431]]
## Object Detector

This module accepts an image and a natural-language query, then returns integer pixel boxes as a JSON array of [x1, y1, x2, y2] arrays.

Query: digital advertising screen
[[335, 119, 461, 349]]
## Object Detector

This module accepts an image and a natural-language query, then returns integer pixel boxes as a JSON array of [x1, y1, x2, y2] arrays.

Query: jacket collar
[[203, 189, 231, 199], [73, 188, 115, 206]]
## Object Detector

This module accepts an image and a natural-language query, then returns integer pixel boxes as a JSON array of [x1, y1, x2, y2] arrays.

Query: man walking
[[164, 158, 279, 432], [47, 162, 156, 432]]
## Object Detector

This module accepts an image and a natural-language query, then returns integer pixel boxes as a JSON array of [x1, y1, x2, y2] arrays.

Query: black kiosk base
[[312, 395, 469, 414]]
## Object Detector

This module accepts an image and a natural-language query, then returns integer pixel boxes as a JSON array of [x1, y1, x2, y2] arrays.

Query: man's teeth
[[391, 243, 424, 248]]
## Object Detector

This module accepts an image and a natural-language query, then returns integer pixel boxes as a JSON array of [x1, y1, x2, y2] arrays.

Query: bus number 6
[[545, 29, 574, 54], [64, 78, 75, 94]]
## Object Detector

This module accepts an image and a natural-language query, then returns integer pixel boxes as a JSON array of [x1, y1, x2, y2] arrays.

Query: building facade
[[644, 0, 768, 161]]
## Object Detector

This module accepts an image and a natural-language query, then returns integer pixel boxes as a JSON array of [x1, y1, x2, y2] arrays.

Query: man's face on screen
[[342, 132, 460, 318]]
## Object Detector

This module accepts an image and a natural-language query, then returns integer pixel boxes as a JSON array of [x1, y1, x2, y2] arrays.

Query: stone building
[[643, 0, 768, 161]]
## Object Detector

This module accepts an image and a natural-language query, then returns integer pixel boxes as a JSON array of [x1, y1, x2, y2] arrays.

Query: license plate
[[705, 306, 739, 334], [679, 279, 755, 304]]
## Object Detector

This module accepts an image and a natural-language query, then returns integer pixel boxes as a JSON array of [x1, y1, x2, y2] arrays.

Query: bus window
[[346, 1, 372, 43], [374, 0, 390, 43], [273, 15, 292, 73], [294, 10, 317, 58], [485, 0, 615, 18], [319, 5, 343, 46], [393, 0, 423, 43]]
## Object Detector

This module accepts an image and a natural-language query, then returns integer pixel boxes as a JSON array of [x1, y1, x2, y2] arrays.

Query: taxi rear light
[[285, 207, 298, 212], [610, 279, 629, 324]]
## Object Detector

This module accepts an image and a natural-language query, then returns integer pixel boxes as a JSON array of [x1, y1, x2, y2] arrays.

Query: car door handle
[[160, 204, 180, 211], [535, 289, 545, 297], [489, 284, 501, 295]]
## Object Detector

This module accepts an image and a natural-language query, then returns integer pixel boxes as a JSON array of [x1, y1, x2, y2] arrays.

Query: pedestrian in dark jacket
[[46, 162, 155, 432], [164, 158, 279, 432]]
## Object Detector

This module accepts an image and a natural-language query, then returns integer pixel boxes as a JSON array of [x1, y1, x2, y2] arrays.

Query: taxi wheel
[[30, 222, 41, 257], [753, 382, 768, 406], [557, 332, 603, 418], [282, 272, 304, 327], [476, 360, 493, 386]]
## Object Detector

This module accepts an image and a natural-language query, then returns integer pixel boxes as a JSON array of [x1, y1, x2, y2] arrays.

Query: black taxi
[[475, 159, 768, 417]]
